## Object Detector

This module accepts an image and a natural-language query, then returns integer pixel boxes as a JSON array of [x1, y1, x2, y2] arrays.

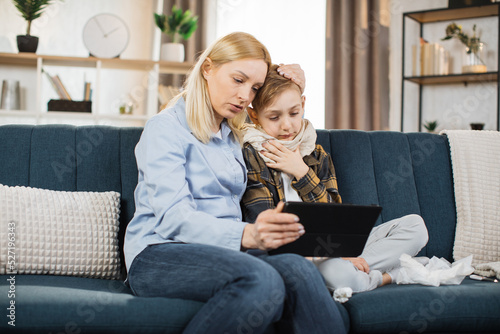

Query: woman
[[124, 32, 346, 334]]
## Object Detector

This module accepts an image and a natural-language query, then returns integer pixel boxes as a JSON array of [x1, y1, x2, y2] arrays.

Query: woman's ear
[[202, 58, 213, 79], [301, 95, 306, 110], [247, 106, 260, 125]]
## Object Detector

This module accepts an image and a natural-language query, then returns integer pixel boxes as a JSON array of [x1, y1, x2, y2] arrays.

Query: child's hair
[[251, 64, 302, 113], [178, 32, 272, 144]]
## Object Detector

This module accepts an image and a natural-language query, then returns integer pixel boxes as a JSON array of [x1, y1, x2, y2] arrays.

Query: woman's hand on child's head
[[277, 64, 306, 94], [262, 140, 309, 180], [241, 202, 305, 251]]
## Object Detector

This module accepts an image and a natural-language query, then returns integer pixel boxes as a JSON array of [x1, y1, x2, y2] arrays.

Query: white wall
[[389, 0, 498, 132]]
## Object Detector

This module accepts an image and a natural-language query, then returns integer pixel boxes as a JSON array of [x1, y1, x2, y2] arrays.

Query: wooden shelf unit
[[0, 52, 193, 125]]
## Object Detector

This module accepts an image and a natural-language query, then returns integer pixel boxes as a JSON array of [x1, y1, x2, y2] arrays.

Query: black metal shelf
[[401, 4, 500, 132], [404, 72, 498, 85]]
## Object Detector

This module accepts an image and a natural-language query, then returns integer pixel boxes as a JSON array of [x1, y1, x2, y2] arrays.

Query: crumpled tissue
[[396, 254, 474, 287], [333, 287, 353, 303]]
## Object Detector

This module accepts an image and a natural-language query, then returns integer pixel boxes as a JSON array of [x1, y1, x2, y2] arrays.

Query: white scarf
[[242, 119, 317, 164]]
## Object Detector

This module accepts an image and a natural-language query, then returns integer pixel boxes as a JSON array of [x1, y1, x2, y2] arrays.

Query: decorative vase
[[160, 43, 185, 62], [0, 80, 21, 110], [462, 38, 486, 73], [17, 35, 39, 53]]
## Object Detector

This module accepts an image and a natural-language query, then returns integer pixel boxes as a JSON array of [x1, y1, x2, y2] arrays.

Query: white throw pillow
[[0, 184, 121, 279]]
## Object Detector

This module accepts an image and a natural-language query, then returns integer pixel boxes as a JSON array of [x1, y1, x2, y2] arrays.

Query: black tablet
[[268, 202, 382, 257]]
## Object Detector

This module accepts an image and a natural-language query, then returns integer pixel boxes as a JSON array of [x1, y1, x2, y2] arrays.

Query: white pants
[[315, 214, 429, 293]]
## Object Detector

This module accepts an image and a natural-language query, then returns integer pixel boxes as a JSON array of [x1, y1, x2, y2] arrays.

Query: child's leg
[[315, 258, 383, 293], [360, 214, 429, 272]]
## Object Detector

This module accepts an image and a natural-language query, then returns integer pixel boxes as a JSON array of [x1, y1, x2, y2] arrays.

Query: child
[[240, 64, 428, 299]]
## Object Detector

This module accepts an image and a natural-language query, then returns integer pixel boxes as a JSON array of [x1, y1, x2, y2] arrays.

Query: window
[[212, 0, 327, 129]]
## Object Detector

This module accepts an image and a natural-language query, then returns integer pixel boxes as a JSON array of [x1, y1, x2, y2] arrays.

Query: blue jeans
[[128, 243, 346, 334]]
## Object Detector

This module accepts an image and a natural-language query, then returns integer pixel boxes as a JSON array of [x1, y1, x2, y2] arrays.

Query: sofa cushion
[[0, 184, 121, 279], [344, 277, 500, 333], [407, 133, 457, 261], [0, 124, 33, 187], [0, 274, 204, 333], [321, 130, 383, 226], [318, 130, 458, 262]]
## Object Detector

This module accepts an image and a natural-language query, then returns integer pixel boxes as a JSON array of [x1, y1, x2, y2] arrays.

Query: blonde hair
[[252, 64, 302, 113], [181, 32, 272, 143]]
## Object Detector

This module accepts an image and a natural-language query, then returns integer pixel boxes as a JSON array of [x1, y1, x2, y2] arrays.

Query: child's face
[[250, 88, 305, 141]]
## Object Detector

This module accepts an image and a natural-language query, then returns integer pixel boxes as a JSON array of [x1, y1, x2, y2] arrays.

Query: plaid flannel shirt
[[241, 143, 342, 223]]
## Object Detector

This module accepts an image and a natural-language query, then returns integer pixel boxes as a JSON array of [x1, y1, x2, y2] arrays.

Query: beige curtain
[[325, 0, 390, 130], [160, 0, 206, 87]]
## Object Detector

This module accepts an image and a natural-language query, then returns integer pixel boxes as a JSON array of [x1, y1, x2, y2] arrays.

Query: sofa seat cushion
[[0, 275, 203, 333], [344, 277, 500, 333]]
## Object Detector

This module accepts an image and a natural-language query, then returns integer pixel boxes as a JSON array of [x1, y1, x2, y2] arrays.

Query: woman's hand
[[262, 140, 309, 180], [277, 63, 306, 93], [242, 202, 305, 251], [343, 257, 370, 273]]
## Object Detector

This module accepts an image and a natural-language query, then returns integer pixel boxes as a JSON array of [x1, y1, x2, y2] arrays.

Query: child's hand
[[277, 63, 305, 94], [262, 140, 309, 180], [343, 257, 370, 273]]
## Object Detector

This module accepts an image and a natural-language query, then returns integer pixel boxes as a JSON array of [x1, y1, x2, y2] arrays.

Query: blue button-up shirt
[[124, 98, 248, 272]]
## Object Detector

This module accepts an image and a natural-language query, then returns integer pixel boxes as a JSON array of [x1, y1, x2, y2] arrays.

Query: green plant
[[13, 0, 56, 35], [154, 5, 198, 43], [424, 120, 438, 132], [442, 22, 483, 57]]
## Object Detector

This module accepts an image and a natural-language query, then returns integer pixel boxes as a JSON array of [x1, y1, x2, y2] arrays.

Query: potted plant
[[154, 5, 198, 62], [423, 120, 439, 133], [13, 0, 56, 53], [442, 22, 486, 73]]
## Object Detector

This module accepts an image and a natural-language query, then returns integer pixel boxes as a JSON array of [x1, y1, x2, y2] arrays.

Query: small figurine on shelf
[[442, 23, 487, 73], [119, 95, 136, 115]]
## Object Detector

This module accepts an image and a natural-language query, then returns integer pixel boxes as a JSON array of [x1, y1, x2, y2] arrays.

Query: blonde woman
[[124, 32, 346, 334]]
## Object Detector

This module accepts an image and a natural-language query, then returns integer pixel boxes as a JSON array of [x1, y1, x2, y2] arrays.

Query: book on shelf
[[42, 69, 72, 100], [53, 75, 72, 100], [83, 82, 92, 101], [412, 38, 449, 77]]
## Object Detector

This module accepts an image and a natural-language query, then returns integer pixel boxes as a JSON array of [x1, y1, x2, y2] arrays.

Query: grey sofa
[[0, 124, 499, 333]]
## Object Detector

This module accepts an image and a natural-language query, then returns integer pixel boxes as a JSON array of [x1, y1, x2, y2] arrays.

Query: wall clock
[[83, 13, 130, 58]]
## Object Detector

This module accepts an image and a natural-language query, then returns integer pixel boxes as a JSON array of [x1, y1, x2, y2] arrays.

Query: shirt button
[[233, 195, 238, 200]]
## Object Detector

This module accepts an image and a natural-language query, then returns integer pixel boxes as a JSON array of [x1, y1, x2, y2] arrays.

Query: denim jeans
[[128, 243, 346, 334]]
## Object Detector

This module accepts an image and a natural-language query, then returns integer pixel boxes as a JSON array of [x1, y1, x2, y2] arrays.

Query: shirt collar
[[171, 97, 190, 131]]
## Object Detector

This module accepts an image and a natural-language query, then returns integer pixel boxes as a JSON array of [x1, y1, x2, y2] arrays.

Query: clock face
[[83, 14, 129, 58]]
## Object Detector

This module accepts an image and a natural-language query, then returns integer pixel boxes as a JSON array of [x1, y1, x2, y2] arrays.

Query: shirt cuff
[[292, 168, 321, 196]]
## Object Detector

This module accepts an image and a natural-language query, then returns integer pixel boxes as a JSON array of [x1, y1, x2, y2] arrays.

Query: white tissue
[[396, 254, 474, 287], [333, 287, 353, 303]]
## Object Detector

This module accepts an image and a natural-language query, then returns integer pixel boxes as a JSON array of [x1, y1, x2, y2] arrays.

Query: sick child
[[240, 64, 428, 298]]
